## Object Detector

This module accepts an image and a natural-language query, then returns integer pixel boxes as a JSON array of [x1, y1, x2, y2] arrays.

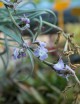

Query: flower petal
[[33, 48, 39, 57], [40, 47, 48, 52], [53, 58, 64, 70], [33, 40, 48, 60], [39, 54, 48, 61], [13, 48, 19, 59], [34, 40, 46, 47], [39, 41, 46, 47]]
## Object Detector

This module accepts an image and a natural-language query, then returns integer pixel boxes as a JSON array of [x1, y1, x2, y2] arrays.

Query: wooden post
[[53, 0, 71, 29], [58, 11, 64, 29]]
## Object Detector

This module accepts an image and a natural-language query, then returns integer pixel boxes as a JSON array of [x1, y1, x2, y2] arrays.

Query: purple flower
[[12, 48, 19, 59], [25, 23, 30, 28], [12, 48, 26, 59], [17, 52, 26, 59], [33, 41, 48, 61], [21, 17, 30, 24], [34, 40, 46, 47], [53, 58, 64, 71], [20, 17, 30, 29], [53, 58, 75, 78]]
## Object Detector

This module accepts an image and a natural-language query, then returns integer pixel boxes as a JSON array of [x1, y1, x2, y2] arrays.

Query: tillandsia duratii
[[0, 0, 80, 85]]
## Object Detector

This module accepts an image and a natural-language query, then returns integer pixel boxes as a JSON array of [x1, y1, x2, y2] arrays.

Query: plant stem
[[5, 5, 24, 43], [73, 73, 80, 86]]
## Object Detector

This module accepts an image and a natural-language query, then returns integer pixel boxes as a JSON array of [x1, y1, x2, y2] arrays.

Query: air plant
[[0, 0, 80, 104]]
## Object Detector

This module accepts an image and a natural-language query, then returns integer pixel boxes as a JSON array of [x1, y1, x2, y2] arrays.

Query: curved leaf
[[0, 25, 22, 44]]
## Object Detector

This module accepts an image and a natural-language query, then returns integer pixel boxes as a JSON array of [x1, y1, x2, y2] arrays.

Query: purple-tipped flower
[[34, 40, 46, 47], [25, 23, 30, 28], [53, 58, 75, 78], [21, 17, 30, 24], [53, 58, 64, 71], [12, 48, 26, 59], [33, 41, 48, 61], [20, 17, 30, 29], [12, 48, 19, 59]]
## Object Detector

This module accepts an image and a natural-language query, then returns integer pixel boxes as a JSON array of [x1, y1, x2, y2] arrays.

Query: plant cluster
[[0, 1, 80, 102]]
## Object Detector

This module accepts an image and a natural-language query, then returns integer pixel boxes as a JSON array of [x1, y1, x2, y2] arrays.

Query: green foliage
[[0, 61, 79, 104]]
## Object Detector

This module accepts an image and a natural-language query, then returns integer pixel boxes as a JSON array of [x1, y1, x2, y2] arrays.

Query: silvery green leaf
[[0, 25, 22, 44], [27, 49, 34, 71]]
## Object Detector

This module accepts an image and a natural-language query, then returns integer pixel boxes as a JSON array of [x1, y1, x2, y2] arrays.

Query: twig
[[73, 73, 80, 86]]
